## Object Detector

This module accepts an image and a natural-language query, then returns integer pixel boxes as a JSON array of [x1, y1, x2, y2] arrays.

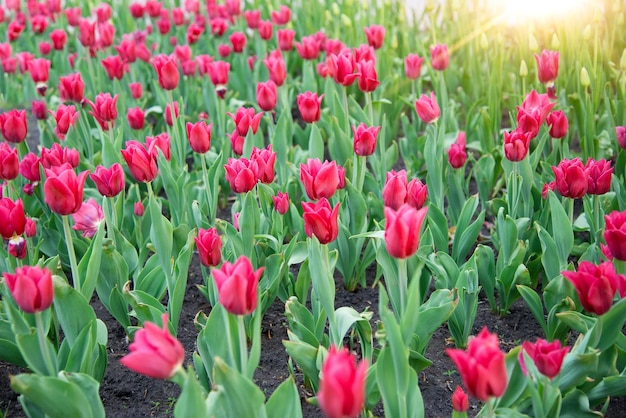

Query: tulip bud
[[212, 256, 263, 316], [580, 67, 590, 88], [551, 33, 560, 50], [317, 346, 367, 418], [3, 266, 54, 313], [519, 60, 528, 77], [528, 33, 538, 51], [195, 228, 222, 267], [331, 3, 340, 15], [134, 201, 144, 216], [452, 386, 469, 413], [340, 14, 352, 27]]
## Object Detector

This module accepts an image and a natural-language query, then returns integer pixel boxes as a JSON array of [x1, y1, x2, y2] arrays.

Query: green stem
[[237, 315, 248, 376], [201, 153, 213, 222], [397, 258, 408, 317], [62, 215, 81, 294], [222, 309, 237, 370], [342, 87, 350, 135], [510, 162, 519, 219], [35, 311, 56, 376], [366, 91, 374, 126]]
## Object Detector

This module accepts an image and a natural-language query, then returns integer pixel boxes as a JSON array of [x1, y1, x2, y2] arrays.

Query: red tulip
[[152, 55, 179, 90], [552, 158, 587, 198], [44, 164, 89, 215], [94, 3, 112, 22], [0, 142, 18, 180], [562, 261, 619, 316], [126, 107, 145, 130], [535, 50, 559, 85], [186, 121, 212, 154], [30, 15, 48, 34], [16, 52, 34, 74], [250, 145, 276, 184], [430, 44, 449, 71], [0, 197, 26, 239], [145, 0, 162, 18], [352, 123, 380, 157], [354, 44, 376, 63], [129, 82, 143, 99], [414, 92, 441, 124], [8, 20, 24, 42], [447, 328, 508, 401], [97, 22, 115, 48], [295, 36, 320, 60], [328, 52, 359, 87], [72, 198, 104, 238], [212, 256, 263, 316], [383, 170, 408, 210], [302, 198, 340, 244], [90, 163, 125, 198], [121, 141, 158, 183], [258, 20, 273, 41], [585, 158, 612, 195], [31, 100, 47, 120], [187, 23, 203, 44], [270, 5, 291, 25], [40, 143, 79, 169], [547, 110, 568, 139], [356, 59, 379, 93], [407, 178, 428, 209], [503, 129, 531, 162], [195, 228, 222, 267], [120, 313, 184, 379], [519, 338, 569, 379], [164, 101, 179, 127], [244, 10, 261, 29], [229, 32, 246, 53], [28, 58, 50, 95], [224, 157, 257, 193], [452, 386, 469, 413], [210, 17, 228, 36], [257, 80, 277, 111], [77, 19, 96, 47], [3, 266, 54, 313], [263, 54, 286, 87], [616, 126, 626, 150], [19, 152, 41, 183], [51, 104, 79, 140], [227, 107, 262, 136], [297, 91, 324, 123], [273, 191, 289, 215], [604, 211, 626, 261], [2, 57, 17, 74], [300, 159, 341, 200], [229, 130, 245, 156], [87, 93, 118, 131], [277, 29, 295, 51], [317, 346, 367, 418], [448, 131, 467, 169], [59, 73, 85, 103], [146, 133, 171, 161], [364, 25, 385, 49], [384, 204, 428, 258], [405, 53, 424, 79], [134, 201, 144, 216], [518, 90, 555, 127], [0, 109, 27, 143], [101, 55, 127, 80], [50, 29, 67, 50], [38, 41, 52, 56], [208, 60, 230, 98]]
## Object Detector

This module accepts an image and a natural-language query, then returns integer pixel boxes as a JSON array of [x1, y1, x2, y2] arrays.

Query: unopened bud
[[325, 10, 332, 22], [528, 33, 538, 51], [580, 67, 591, 88], [340, 14, 352, 27], [520, 60, 528, 77], [480, 33, 488, 50], [331, 3, 340, 16], [391, 33, 398, 49], [551, 33, 560, 50]]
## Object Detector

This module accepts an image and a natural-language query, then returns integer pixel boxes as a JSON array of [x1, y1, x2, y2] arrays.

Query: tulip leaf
[[169, 229, 195, 332], [596, 298, 626, 351], [96, 249, 131, 330], [16, 331, 57, 376], [335, 306, 373, 360], [211, 357, 267, 418], [426, 204, 449, 254], [536, 222, 561, 283], [134, 254, 167, 300], [587, 375, 626, 403], [52, 275, 97, 347], [283, 337, 320, 389], [452, 196, 485, 264], [174, 366, 208, 418], [266, 377, 302, 418], [148, 194, 173, 280], [240, 190, 260, 263], [549, 192, 574, 270], [76, 222, 105, 301], [308, 122, 324, 161]]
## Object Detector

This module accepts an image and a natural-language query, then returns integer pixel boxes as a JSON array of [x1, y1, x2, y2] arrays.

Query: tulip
[[405, 53, 424, 79], [210, 18, 229, 36], [146, 133, 171, 161], [40, 143, 80, 169], [263, 54, 286, 86], [448, 131, 467, 169], [101, 55, 127, 81], [164, 101, 179, 127], [38, 42, 52, 56], [356, 59, 379, 93], [297, 92, 324, 123], [134, 201, 144, 216], [116, 40, 138, 63], [258, 20, 273, 41], [585, 158, 612, 195], [212, 256, 263, 316], [364, 25, 385, 49], [229, 32, 246, 53], [295, 36, 320, 60], [65, 7, 82, 26], [518, 90, 555, 127], [77, 19, 96, 47], [129, 82, 143, 99], [604, 211, 626, 261], [3, 266, 54, 313], [19, 153, 41, 183], [547, 110, 568, 139], [407, 178, 428, 209], [90, 163, 125, 198], [121, 313, 184, 379], [535, 49, 559, 85], [328, 52, 359, 87], [383, 170, 408, 210], [519, 338, 569, 379], [229, 130, 245, 156], [300, 159, 341, 200], [7, 20, 24, 42], [87, 93, 118, 131], [72, 198, 104, 238], [152, 55, 179, 90], [2, 57, 17, 74], [552, 158, 587, 199], [271, 5, 291, 25], [227, 107, 263, 136], [302, 198, 340, 244], [325, 39, 346, 56], [51, 104, 79, 140], [186, 121, 212, 154], [208, 61, 230, 98], [273, 191, 289, 215], [277, 29, 295, 51], [127, 107, 145, 130], [0, 109, 27, 143], [244, 10, 261, 29], [452, 386, 469, 413], [250, 145, 276, 184], [0, 142, 18, 180], [187, 23, 204, 44], [616, 126, 626, 150], [414, 92, 441, 124], [562, 261, 618, 315], [431, 44, 449, 71], [28, 58, 50, 95], [446, 328, 508, 401], [257, 80, 277, 112], [0, 197, 26, 239], [121, 141, 158, 183], [44, 164, 88, 215], [195, 228, 222, 267], [384, 204, 428, 259], [16, 52, 34, 74], [352, 123, 380, 157], [31, 100, 47, 120], [503, 129, 531, 162], [50, 29, 67, 50], [59, 73, 85, 103], [224, 157, 257, 193], [317, 346, 367, 418], [354, 44, 376, 63]]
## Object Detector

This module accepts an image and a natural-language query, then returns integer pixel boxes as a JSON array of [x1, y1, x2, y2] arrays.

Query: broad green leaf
[[266, 377, 302, 418]]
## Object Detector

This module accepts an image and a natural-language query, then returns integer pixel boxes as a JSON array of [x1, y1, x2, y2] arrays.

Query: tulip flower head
[[317, 346, 367, 418], [414, 92, 440, 124], [44, 164, 89, 215], [535, 49, 559, 86], [547, 110, 568, 139], [212, 256, 263, 316], [562, 261, 619, 316], [384, 204, 428, 259], [448, 131, 467, 169], [604, 211, 626, 261], [195, 228, 222, 267], [121, 141, 159, 183], [352, 123, 380, 157], [0, 197, 26, 240], [90, 163, 125, 198], [51, 104, 79, 140], [300, 159, 341, 200], [120, 313, 184, 379], [273, 191, 289, 215], [452, 386, 469, 413], [3, 266, 54, 313], [552, 158, 587, 199], [72, 198, 104, 238], [152, 55, 179, 91], [519, 338, 569, 379], [503, 129, 531, 162], [227, 107, 263, 136], [0, 142, 18, 181], [446, 328, 508, 401], [186, 121, 212, 154], [302, 198, 340, 244], [0, 109, 27, 143], [616, 126, 626, 150], [364, 25, 385, 49], [224, 157, 258, 193], [404, 53, 424, 79], [297, 91, 324, 123], [257, 80, 277, 112], [585, 158, 612, 195], [430, 44, 449, 71]]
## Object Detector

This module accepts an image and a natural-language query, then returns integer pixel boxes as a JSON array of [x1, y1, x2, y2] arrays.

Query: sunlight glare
[[496, 0, 594, 25]]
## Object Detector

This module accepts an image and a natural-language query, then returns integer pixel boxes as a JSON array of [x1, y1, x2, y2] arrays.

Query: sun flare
[[496, 0, 595, 25]]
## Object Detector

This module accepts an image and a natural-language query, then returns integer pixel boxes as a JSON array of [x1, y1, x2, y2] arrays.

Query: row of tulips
[[0, 0, 626, 417]]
